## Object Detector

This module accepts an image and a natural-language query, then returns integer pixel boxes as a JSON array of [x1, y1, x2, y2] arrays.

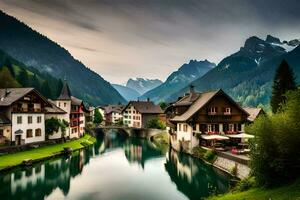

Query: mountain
[[112, 84, 140, 101], [126, 78, 162, 95], [0, 49, 62, 99], [0, 10, 125, 105], [168, 35, 300, 110], [141, 59, 215, 103]]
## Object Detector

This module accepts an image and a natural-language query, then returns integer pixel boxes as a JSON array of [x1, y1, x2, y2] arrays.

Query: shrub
[[234, 177, 257, 192], [192, 147, 216, 163], [146, 118, 166, 130], [230, 165, 238, 177], [204, 149, 217, 163]]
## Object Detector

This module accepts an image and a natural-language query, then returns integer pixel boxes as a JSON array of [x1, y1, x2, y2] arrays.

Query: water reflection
[[165, 149, 230, 199], [0, 130, 230, 200]]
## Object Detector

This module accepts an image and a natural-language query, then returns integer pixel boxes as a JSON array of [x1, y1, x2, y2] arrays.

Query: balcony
[[12, 107, 42, 113]]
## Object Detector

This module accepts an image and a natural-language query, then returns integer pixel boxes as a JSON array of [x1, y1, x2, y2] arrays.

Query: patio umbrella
[[227, 133, 254, 139], [201, 134, 229, 140]]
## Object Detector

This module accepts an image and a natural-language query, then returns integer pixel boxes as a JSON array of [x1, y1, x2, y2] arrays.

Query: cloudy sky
[[0, 0, 299, 84]]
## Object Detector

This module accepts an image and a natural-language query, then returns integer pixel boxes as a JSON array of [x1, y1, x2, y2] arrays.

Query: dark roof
[[171, 89, 249, 122], [0, 88, 50, 106], [71, 96, 89, 112], [122, 101, 163, 114], [45, 99, 67, 114], [57, 81, 72, 100], [0, 114, 11, 124], [104, 105, 124, 114]]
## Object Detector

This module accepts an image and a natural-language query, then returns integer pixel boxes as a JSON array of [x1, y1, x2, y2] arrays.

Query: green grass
[[0, 134, 96, 170], [208, 179, 300, 200]]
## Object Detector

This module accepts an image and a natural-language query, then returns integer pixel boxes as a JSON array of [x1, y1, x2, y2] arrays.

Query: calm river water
[[0, 130, 231, 200]]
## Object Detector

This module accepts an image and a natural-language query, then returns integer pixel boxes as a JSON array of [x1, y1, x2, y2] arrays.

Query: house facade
[[104, 105, 124, 125], [0, 88, 50, 145], [122, 100, 164, 128], [166, 87, 255, 149]]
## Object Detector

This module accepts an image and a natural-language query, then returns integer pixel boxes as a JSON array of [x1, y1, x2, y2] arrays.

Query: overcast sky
[[0, 0, 299, 84]]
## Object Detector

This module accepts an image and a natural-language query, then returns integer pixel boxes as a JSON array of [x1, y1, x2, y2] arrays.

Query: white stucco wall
[[12, 113, 45, 144], [123, 106, 142, 128], [177, 123, 193, 142]]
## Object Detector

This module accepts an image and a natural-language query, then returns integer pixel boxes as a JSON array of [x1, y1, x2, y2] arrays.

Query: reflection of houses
[[166, 87, 260, 149], [0, 88, 50, 145], [165, 149, 230, 199], [2, 148, 92, 199], [104, 105, 124, 125], [122, 100, 164, 128]]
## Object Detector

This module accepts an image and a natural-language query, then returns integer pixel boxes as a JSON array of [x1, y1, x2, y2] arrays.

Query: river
[[0, 130, 231, 200]]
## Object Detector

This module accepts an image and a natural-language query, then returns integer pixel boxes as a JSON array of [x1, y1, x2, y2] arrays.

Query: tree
[[56, 79, 64, 98], [93, 108, 103, 124], [270, 60, 296, 113], [146, 118, 166, 130], [45, 118, 60, 137], [41, 80, 52, 99], [159, 102, 168, 110], [248, 89, 300, 186], [0, 67, 20, 88], [17, 68, 29, 86]]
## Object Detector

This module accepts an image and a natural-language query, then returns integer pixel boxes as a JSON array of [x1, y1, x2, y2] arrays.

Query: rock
[[62, 147, 73, 155], [22, 159, 33, 166]]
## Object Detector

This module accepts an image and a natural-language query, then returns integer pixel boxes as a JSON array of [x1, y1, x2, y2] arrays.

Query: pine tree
[[0, 67, 20, 88], [56, 79, 63, 98], [41, 80, 52, 99], [93, 108, 103, 124], [17, 68, 29, 86], [270, 60, 296, 113], [4, 58, 15, 77]]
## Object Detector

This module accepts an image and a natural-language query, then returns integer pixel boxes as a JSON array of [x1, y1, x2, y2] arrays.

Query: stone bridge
[[94, 126, 166, 139]]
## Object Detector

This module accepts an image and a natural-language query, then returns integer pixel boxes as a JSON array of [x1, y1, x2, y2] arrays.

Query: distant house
[[104, 105, 124, 125], [0, 88, 50, 145], [53, 81, 88, 138], [243, 107, 265, 122], [166, 86, 259, 149], [122, 100, 164, 128]]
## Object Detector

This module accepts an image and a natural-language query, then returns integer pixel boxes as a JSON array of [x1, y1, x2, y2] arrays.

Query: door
[[15, 135, 21, 145]]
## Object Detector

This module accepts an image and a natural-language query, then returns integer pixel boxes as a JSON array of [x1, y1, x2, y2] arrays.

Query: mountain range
[[166, 35, 300, 110], [140, 59, 215, 102], [126, 78, 162, 95], [112, 84, 141, 101], [0, 10, 125, 106]]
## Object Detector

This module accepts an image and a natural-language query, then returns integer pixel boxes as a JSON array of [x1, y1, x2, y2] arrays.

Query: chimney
[[5, 89, 11, 97], [147, 97, 150, 102]]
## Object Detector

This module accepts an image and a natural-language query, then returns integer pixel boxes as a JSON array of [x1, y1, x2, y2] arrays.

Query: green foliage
[[247, 89, 300, 186], [146, 118, 166, 130], [270, 60, 297, 113], [93, 108, 103, 124], [192, 147, 216, 163], [204, 149, 217, 163], [17, 68, 29, 86], [41, 80, 52, 99], [45, 118, 69, 137], [116, 119, 123, 126], [159, 102, 168, 110], [234, 177, 257, 192], [0, 67, 20, 88], [230, 165, 238, 177]]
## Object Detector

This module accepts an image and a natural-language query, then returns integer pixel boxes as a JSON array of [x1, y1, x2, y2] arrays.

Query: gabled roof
[[0, 88, 50, 106], [122, 101, 163, 114], [243, 107, 264, 122], [57, 81, 72, 100], [45, 99, 67, 114], [104, 105, 124, 114], [171, 89, 249, 122], [71, 96, 89, 112]]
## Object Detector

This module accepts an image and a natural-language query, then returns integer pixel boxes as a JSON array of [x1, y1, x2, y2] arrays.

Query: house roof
[[71, 96, 89, 112], [243, 107, 264, 122], [105, 105, 124, 114], [57, 81, 72, 100], [171, 89, 249, 122], [45, 99, 67, 114], [122, 101, 163, 114], [0, 88, 50, 107]]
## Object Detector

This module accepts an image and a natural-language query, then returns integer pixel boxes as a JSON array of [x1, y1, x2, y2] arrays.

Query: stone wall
[[213, 157, 250, 179]]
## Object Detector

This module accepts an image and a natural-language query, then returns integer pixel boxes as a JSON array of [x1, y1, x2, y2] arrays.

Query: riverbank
[[151, 132, 169, 152], [208, 179, 300, 200], [0, 134, 96, 171]]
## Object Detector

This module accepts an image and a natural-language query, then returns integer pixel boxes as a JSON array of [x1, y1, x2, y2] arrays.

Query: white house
[[0, 88, 50, 145]]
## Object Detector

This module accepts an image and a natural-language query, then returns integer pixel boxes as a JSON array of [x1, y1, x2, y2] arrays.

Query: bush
[[146, 118, 166, 130], [192, 147, 216, 163], [230, 165, 238, 177], [204, 149, 217, 163], [234, 177, 257, 192], [247, 89, 300, 186]]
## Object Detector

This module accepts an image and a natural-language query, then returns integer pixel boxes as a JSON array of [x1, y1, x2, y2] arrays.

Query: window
[[224, 107, 231, 114], [17, 116, 22, 124], [59, 102, 61, 107], [133, 116, 135, 120], [37, 116, 42, 123], [208, 107, 217, 114], [229, 124, 234, 132], [26, 129, 33, 138], [64, 102, 67, 107], [183, 124, 188, 132], [0, 129, 3, 137], [207, 124, 212, 132], [28, 116, 32, 124], [35, 129, 42, 137], [178, 124, 182, 131]]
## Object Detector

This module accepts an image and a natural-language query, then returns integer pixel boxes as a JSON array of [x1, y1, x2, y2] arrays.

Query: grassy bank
[[208, 179, 300, 200], [0, 134, 96, 170], [192, 147, 217, 164], [151, 132, 169, 152]]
